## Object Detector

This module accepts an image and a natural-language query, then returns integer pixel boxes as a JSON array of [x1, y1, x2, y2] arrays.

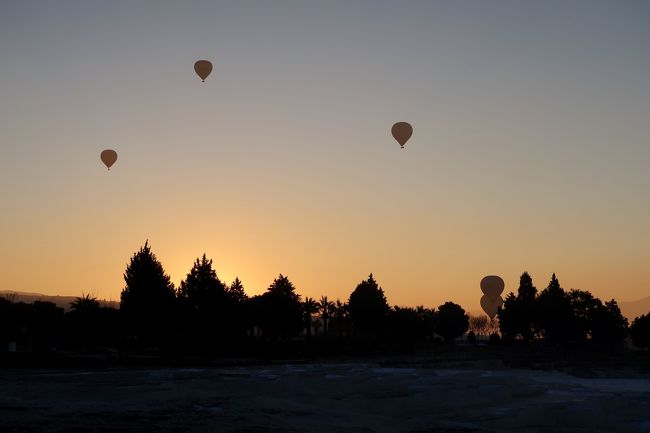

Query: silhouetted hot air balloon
[[194, 60, 213, 82], [100, 150, 117, 170], [480, 295, 501, 319], [480, 275, 505, 319], [391, 122, 413, 149], [480, 275, 505, 299]]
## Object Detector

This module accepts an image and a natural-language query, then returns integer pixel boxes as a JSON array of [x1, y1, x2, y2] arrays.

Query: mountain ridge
[[0, 290, 119, 311]]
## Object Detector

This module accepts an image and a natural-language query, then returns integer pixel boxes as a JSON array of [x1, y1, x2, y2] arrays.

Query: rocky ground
[[1, 362, 649, 433]]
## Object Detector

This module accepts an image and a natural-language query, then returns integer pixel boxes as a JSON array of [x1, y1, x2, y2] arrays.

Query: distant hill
[[0, 291, 119, 311], [619, 296, 650, 322]]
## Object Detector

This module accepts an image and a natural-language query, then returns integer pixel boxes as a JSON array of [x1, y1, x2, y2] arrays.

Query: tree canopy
[[348, 274, 390, 335], [120, 241, 176, 334]]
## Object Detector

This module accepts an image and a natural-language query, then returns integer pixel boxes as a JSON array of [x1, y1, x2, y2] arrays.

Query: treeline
[[498, 272, 650, 348], [1, 242, 650, 358]]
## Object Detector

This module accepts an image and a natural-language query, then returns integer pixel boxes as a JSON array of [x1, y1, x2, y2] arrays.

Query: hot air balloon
[[480, 295, 502, 320], [480, 275, 505, 319], [194, 60, 213, 82], [480, 275, 505, 299], [391, 122, 413, 149], [100, 150, 117, 170]]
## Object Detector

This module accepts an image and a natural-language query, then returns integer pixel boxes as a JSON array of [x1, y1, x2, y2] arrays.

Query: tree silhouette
[[330, 298, 350, 338], [497, 292, 520, 341], [387, 305, 434, 346], [227, 277, 248, 304], [70, 293, 100, 313], [516, 272, 537, 340], [517, 272, 537, 299], [416, 306, 435, 340], [348, 274, 390, 337], [469, 314, 489, 339], [302, 297, 318, 338], [225, 277, 248, 337], [259, 274, 303, 339], [590, 299, 628, 345], [568, 289, 602, 340], [435, 302, 469, 343], [177, 254, 227, 344], [536, 273, 576, 343], [67, 294, 118, 350], [629, 313, 650, 349], [317, 296, 335, 337], [498, 272, 537, 342], [120, 241, 176, 339]]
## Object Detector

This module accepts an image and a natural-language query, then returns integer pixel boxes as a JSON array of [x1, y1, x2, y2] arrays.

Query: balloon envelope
[[100, 150, 117, 170], [391, 122, 413, 148], [480, 294, 502, 319], [480, 275, 505, 300], [194, 60, 213, 82]]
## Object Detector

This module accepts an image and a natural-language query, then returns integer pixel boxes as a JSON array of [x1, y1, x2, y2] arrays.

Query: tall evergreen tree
[[517, 272, 537, 300], [516, 272, 537, 341], [498, 272, 537, 341], [177, 254, 227, 312], [120, 241, 176, 336], [259, 274, 303, 339], [536, 273, 576, 342], [348, 273, 390, 336], [224, 277, 249, 337], [497, 292, 520, 341], [177, 254, 227, 342], [227, 277, 248, 304]]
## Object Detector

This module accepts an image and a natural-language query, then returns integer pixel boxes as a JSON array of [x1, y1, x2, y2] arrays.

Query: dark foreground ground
[[1, 357, 650, 433]]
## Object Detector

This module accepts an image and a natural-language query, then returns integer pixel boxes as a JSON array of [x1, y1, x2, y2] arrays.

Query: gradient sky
[[1, 1, 649, 313]]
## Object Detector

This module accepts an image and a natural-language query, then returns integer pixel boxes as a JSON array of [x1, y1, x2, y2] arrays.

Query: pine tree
[[259, 274, 303, 339], [177, 254, 228, 346], [177, 254, 226, 312], [516, 272, 537, 341], [120, 241, 176, 335], [348, 273, 390, 335], [517, 272, 537, 301], [536, 273, 576, 342], [226, 277, 248, 304]]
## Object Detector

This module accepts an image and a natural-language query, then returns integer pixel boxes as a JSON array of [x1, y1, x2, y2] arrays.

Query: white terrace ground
[[1, 363, 649, 433]]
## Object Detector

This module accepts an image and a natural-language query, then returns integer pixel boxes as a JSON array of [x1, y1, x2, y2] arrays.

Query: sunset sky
[[1, 1, 649, 313]]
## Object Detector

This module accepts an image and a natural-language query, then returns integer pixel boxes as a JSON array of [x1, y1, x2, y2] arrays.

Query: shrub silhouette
[[435, 302, 469, 343]]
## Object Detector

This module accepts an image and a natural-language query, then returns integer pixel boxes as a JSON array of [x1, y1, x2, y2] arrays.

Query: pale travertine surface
[[1, 363, 649, 432]]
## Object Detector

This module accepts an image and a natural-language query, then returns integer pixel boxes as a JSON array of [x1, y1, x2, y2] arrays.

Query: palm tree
[[332, 298, 350, 338], [318, 296, 336, 337], [70, 293, 100, 313], [302, 297, 319, 338], [69, 293, 101, 349]]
